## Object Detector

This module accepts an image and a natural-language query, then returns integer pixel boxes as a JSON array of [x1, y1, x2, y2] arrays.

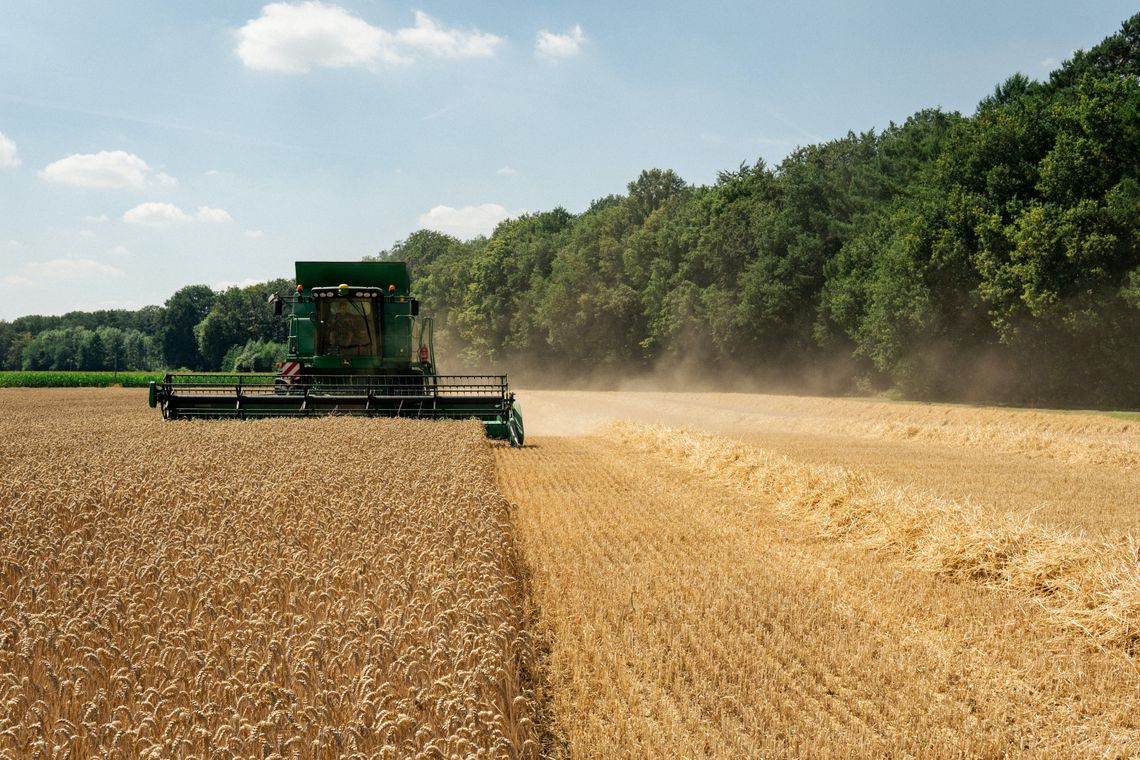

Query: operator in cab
[[322, 300, 376, 356]]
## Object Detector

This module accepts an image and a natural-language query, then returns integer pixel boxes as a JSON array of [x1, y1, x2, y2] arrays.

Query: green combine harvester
[[149, 261, 524, 446]]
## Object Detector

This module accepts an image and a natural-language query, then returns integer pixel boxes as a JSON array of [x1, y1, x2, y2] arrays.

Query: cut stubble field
[[3, 387, 1139, 758], [503, 389, 1140, 757], [518, 389, 1140, 535]]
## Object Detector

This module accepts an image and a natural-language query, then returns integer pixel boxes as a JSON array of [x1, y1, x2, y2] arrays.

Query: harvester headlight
[[355, 291, 363, 297]]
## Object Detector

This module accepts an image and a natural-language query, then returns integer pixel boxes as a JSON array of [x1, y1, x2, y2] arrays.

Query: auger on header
[[148, 260, 524, 446]]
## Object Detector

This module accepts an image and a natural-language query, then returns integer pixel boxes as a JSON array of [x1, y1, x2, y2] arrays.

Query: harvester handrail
[[160, 373, 511, 399]]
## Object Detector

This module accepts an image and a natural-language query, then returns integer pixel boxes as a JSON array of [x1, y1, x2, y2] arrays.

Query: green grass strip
[[0, 371, 164, 388]]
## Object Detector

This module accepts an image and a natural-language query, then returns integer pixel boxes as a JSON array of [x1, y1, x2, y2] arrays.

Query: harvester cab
[[148, 260, 524, 446]]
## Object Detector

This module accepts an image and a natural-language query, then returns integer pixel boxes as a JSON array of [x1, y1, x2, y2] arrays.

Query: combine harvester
[[149, 261, 524, 446]]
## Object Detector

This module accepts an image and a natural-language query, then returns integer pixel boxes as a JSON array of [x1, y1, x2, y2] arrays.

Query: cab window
[[316, 299, 380, 356]]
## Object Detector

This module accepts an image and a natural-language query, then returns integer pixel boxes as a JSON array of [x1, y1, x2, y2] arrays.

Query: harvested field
[[0, 389, 539, 758], [498, 390, 1140, 757], [519, 390, 1140, 534], [612, 423, 1140, 651], [519, 390, 1140, 469], [498, 433, 1140, 757]]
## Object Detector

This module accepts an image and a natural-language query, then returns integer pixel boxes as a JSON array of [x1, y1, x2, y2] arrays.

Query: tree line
[[375, 14, 1140, 406], [2, 14, 1137, 406], [0, 279, 295, 373]]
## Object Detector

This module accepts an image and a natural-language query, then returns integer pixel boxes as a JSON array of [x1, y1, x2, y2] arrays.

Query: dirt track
[[497, 390, 1140, 757]]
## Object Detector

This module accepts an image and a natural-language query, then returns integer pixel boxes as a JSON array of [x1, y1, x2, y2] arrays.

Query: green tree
[[194, 280, 293, 370], [374, 232, 482, 362], [625, 168, 687, 225], [23, 328, 85, 370], [161, 285, 216, 369], [222, 339, 287, 372], [77, 329, 106, 370], [537, 196, 647, 367], [454, 209, 573, 364]]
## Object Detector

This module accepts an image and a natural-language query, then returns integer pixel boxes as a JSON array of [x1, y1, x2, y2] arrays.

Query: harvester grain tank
[[148, 261, 524, 445]]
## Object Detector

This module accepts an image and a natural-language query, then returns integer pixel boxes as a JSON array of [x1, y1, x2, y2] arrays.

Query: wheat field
[[498, 390, 1140, 757], [0, 389, 539, 759], [4, 387, 1140, 758]]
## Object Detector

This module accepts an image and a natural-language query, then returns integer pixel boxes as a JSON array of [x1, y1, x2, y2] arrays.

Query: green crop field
[[0, 371, 163, 388]]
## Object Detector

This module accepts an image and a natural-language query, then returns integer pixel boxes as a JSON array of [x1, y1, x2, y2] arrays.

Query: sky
[[0, 0, 1135, 320]]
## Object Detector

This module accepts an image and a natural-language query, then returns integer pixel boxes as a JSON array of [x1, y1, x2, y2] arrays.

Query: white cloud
[[123, 202, 193, 226], [753, 136, 795, 148], [496, 166, 516, 175], [236, 2, 501, 73], [396, 11, 501, 59], [84, 214, 110, 224], [0, 274, 32, 286], [237, 1, 394, 73], [106, 245, 130, 257], [196, 206, 233, 223], [1040, 50, 1078, 70], [418, 203, 516, 239], [423, 104, 458, 121], [87, 298, 146, 311], [536, 24, 585, 58], [17, 258, 123, 282], [0, 132, 19, 168], [214, 277, 267, 290], [122, 202, 233, 226], [40, 150, 175, 189], [246, 229, 265, 239]]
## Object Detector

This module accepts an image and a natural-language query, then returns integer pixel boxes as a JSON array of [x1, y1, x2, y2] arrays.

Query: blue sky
[[0, 0, 1134, 319]]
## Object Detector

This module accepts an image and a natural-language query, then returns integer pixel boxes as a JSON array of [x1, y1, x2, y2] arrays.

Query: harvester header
[[148, 260, 524, 445]]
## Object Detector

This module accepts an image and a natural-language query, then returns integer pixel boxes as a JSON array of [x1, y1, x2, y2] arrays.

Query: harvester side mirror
[[269, 294, 284, 316], [410, 299, 419, 316]]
